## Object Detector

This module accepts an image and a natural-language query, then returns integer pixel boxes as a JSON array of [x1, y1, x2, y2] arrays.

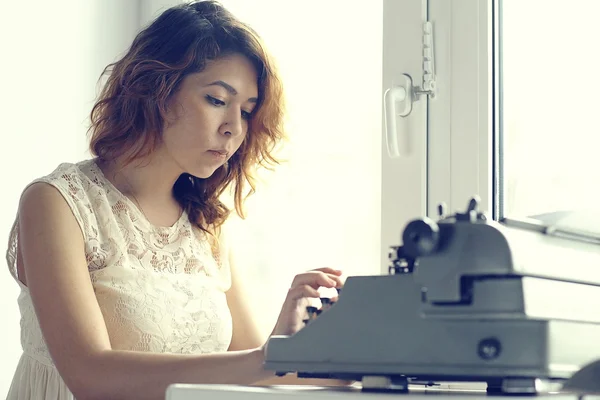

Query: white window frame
[[427, 0, 495, 219]]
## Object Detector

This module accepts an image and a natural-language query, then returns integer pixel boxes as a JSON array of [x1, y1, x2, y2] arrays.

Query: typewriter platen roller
[[263, 197, 600, 395]]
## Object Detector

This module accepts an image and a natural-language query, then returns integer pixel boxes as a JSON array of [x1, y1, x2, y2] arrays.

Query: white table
[[165, 384, 578, 400]]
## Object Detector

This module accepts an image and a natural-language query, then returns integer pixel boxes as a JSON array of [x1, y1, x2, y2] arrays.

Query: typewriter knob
[[456, 195, 486, 222], [437, 202, 448, 219], [402, 217, 440, 258]]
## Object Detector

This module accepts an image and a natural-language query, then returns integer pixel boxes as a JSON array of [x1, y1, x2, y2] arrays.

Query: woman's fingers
[[286, 284, 320, 300], [291, 270, 344, 290]]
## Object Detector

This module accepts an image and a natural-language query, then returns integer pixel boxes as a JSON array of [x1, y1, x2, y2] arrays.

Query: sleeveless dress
[[5, 159, 233, 399]]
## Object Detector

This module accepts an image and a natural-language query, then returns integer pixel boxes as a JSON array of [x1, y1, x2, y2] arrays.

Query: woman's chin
[[187, 165, 223, 180]]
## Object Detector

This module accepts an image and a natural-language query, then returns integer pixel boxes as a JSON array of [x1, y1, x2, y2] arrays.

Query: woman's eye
[[207, 95, 252, 120], [206, 95, 225, 106], [241, 110, 252, 120]]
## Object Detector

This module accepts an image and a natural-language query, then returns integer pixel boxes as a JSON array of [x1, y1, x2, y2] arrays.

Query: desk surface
[[165, 384, 577, 400]]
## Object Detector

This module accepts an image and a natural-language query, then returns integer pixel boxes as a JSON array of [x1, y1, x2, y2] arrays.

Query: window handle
[[384, 74, 413, 158]]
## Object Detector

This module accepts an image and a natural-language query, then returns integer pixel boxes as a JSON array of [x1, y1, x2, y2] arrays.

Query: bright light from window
[[500, 0, 600, 220]]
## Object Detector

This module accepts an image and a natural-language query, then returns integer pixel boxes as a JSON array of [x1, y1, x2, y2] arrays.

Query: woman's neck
[[98, 151, 185, 226]]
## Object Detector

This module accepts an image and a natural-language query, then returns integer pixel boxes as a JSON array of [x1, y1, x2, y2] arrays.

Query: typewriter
[[263, 197, 600, 395]]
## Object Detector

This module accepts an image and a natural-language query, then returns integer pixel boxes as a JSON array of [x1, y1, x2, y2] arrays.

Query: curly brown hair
[[88, 0, 285, 233]]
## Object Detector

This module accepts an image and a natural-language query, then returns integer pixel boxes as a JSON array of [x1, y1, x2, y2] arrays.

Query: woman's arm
[[18, 183, 272, 400], [224, 242, 351, 387]]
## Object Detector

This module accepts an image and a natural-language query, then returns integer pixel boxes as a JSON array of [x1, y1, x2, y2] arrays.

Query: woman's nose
[[221, 112, 244, 137]]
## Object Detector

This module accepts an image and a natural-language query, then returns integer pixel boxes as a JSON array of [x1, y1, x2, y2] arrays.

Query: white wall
[[139, 0, 186, 27], [215, 0, 383, 335], [0, 1, 140, 396]]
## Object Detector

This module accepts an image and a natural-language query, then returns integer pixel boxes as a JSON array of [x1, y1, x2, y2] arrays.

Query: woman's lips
[[208, 150, 228, 160]]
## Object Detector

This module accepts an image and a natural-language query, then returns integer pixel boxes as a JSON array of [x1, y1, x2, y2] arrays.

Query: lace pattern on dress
[[6, 159, 233, 366]]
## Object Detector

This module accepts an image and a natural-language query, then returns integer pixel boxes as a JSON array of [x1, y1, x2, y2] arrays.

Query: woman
[[6, 1, 343, 399]]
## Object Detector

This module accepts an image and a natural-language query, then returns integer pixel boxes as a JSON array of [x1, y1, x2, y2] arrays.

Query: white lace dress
[[5, 159, 233, 399]]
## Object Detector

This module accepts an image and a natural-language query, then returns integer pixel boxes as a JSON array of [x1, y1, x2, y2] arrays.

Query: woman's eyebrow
[[204, 80, 258, 103]]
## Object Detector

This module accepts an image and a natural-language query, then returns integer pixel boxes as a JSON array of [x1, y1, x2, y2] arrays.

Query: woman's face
[[161, 53, 259, 178]]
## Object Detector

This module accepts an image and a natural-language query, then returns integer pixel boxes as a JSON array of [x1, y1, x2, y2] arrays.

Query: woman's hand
[[270, 267, 344, 337]]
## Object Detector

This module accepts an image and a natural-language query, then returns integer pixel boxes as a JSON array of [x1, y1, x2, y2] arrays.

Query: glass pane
[[219, 0, 383, 334], [500, 0, 600, 221]]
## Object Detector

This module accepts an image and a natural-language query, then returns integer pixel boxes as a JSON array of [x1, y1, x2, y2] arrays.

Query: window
[[428, 0, 600, 228], [499, 0, 600, 220], [427, 0, 493, 217]]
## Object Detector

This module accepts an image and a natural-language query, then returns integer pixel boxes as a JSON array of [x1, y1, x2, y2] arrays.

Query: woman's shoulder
[[22, 159, 104, 224], [26, 158, 108, 199], [11, 159, 103, 257], [35, 158, 98, 185]]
